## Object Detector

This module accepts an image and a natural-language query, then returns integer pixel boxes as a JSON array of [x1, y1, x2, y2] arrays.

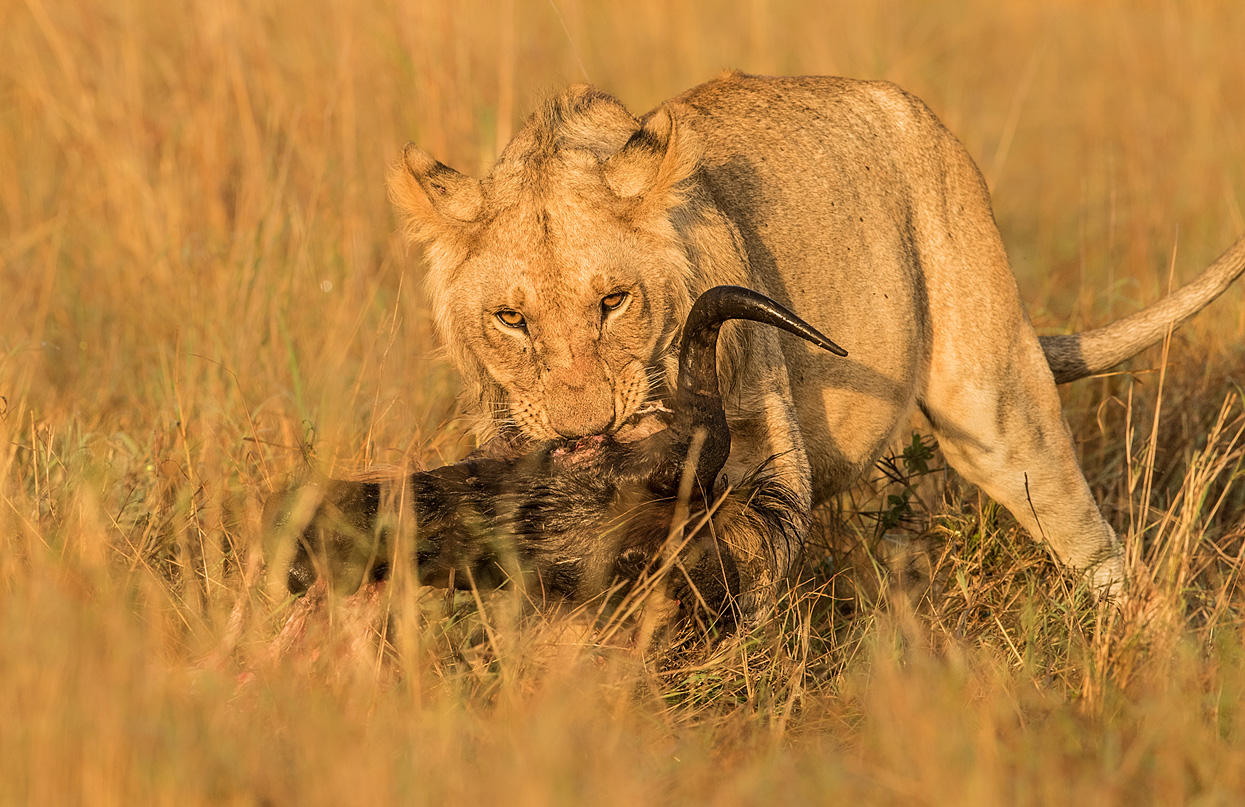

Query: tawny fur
[[390, 71, 1245, 613]]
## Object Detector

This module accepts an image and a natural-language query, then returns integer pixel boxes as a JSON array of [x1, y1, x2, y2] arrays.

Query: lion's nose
[[544, 383, 615, 438]]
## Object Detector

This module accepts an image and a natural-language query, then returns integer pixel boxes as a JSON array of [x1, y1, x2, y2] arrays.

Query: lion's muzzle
[[543, 375, 615, 438]]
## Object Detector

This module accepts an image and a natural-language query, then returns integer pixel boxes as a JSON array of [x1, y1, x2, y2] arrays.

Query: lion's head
[[389, 86, 704, 441]]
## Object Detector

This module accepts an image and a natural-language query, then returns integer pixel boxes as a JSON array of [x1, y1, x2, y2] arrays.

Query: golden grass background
[[2, 0, 1245, 803]]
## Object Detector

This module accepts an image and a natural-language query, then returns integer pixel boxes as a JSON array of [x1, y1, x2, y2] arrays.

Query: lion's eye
[[601, 291, 629, 314], [496, 309, 526, 329]]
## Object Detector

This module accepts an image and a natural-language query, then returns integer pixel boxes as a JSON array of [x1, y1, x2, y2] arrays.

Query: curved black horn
[[672, 285, 847, 486]]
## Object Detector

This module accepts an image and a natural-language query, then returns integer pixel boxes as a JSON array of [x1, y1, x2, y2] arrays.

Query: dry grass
[[2, 0, 1245, 804]]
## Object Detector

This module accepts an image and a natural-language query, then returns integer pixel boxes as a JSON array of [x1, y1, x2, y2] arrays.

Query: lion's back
[[667, 71, 950, 174]]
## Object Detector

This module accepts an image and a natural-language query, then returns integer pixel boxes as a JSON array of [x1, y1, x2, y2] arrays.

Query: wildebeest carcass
[[265, 286, 845, 624]]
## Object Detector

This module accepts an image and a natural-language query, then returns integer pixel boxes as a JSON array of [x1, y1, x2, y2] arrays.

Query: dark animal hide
[[264, 286, 845, 623]]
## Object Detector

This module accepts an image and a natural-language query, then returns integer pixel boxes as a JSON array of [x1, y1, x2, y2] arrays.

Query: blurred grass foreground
[[2, 0, 1245, 804]]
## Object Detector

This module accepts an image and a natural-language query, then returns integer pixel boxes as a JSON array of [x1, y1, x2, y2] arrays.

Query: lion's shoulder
[[667, 71, 938, 135]]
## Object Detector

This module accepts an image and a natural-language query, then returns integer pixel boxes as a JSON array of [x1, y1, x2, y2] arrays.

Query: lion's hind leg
[[918, 330, 1126, 600]]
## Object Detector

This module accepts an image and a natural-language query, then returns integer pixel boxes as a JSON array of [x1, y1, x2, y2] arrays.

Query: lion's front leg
[[709, 367, 815, 621], [714, 451, 811, 620]]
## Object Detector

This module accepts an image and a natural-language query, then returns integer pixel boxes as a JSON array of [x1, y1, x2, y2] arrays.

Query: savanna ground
[[3, 0, 1245, 803]]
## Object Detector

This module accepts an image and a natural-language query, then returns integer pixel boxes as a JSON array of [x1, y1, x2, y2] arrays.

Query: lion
[[388, 71, 1245, 617]]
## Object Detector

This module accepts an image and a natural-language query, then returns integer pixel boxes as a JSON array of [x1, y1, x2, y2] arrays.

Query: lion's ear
[[604, 105, 699, 214], [388, 143, 483, 245]]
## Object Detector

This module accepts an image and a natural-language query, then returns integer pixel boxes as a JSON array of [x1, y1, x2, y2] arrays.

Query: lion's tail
[[1040, 235, 1245, 384]]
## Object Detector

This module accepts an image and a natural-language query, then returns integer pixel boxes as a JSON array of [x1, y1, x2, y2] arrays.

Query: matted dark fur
[[265, 286, 843, 625]]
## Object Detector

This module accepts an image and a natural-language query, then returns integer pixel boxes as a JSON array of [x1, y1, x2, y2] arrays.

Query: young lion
[[389, 71, 1245, 617]]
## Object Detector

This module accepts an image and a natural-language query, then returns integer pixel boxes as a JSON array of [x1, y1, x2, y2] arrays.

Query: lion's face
[[391, 88, 700, 441], [446, 198, 687, 439]]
